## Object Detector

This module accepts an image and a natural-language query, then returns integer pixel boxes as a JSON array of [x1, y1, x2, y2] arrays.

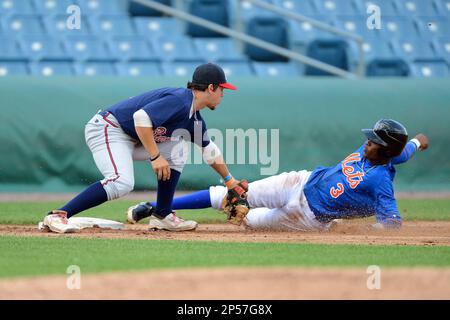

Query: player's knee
[[104, 177, 134, 200]]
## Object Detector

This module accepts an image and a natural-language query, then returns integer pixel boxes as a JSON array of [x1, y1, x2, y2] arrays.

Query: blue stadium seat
[[347, 39, 393, 65], [433, 37, 450, 61], [18, 36, 70, 61], [415, 16, 450, 38], [0, 37, 27, 61], [391, 38, 437, 61], [89, 15, 136, 37], [77, 0, 128, 15], [353, 0, 398, 15], [229, 0, 277, 22], [313, 0, 358, 15], [115, 62, 161, 76], [219, 61, 253, 76], [107, 36, 157, 61], [394, 0, 439, 16], [134, 17, 181, 39], [151, 36, 200, 61], [0, 61, 28, 75], [73, 62, 116, 76], [289, 16, 337, 48], [64, 35, 112, 61], [33, 0, 76, 15], [128, 0, 172, 17], [245, 17, 289, 61], [160, 61, 206, 76], [186, 0, 230, 37], [410, 59, 450, 77], [42, 14, 91, 37], [252, 62, 299, 77], [334, 15, 378, 40], [304, 39, 349, 76], [366, 58, 410, 77], [193, 38, 247, 62], [29, 61, 74, 76], [0, 0, 34, 15], [435, 0, 450, 16], [376, 16, 419, 39], [272, 0, 317, 16], [2, 15, 46, 35]]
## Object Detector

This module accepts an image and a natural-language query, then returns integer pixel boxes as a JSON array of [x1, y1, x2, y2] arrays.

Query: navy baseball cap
[[191, 63, 237, 90]]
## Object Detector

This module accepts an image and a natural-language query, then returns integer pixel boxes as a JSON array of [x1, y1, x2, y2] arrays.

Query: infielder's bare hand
[[414, 133, 429, 151], [152, 156, 171, 181]]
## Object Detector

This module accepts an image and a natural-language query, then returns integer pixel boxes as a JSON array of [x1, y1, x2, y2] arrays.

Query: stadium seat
[[436, 0, 450, 16], [43, 14, 91, 37], [433, 37, 450, 61], [88, 15, 136, 37], [347, 39, 393, 66], [376, 16, 419, 39], [353, 0, 398, 15], [77, 0, 128, 15], [160, 61, 206, 76], [304, 39, 349, 76], [391, 38, 437, 61], [0, 61, 28, 75], [272, 0, 317, 16], [2, 15, 46, 35], [313, 0, 358, 15], [415, 16, 450, 38], [186, 0, 230, 37], [33, 0, 76, 15], [252, 61, 299, 77], [394, 0, 439, 16], [29, 61, 74, 76], [289, 15, 338, 49], [410, 59, 450, 77], [229, 0, 277, 22], [219, 61, 253, 76], [366, 58, 410, 77], [0, 37, 27, 61], [245, 17, 289, 61], [64, 36, 113, 61], [0, 0, 34, 15], [107, 36, 157, 61], [193, 38, 247, 62], [134, 17, 181, 39], [128, 0, 172, 17], [18, 36, 70, 61], [73, 62, 116, 76], [115, 62, 161, 76], [151, 36, 200, 61], [334, 15, 378, 40]]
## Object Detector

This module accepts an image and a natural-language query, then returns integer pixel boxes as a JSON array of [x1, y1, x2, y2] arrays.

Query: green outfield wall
[[0, 77, 449, 192]]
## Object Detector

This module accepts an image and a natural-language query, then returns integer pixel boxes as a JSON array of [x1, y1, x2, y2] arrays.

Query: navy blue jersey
[[106, 87, 210, 147], [304, 141, 418, 226]]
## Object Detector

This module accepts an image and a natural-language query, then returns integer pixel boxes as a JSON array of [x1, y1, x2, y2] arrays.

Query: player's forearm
[[135, 126, 159, 159]]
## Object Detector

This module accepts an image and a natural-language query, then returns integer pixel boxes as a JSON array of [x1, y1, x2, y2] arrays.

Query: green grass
[[1, 236, 449, 278], [0, 199, 449, 225]]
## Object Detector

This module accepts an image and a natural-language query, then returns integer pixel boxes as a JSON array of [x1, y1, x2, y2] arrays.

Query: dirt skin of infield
[[1, 267, 450, 300], [0, 220, 449, 246]]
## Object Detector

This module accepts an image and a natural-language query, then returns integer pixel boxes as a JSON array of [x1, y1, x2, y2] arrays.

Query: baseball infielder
[[128, 119, 429, 231], [42, 63, 247, 233]]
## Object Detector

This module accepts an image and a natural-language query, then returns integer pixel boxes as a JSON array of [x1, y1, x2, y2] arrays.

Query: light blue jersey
[[304, 141, 418, 226]]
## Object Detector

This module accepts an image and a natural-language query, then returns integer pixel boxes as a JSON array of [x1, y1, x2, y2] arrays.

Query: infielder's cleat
[[148, 212, 198, 231], [127, 202, 154, 224], [43, 210, 80, 234]]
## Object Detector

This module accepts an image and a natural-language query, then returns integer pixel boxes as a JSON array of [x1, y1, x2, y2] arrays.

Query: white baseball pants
[[85, 112, 188, 200], [209, 170, 331, 231]]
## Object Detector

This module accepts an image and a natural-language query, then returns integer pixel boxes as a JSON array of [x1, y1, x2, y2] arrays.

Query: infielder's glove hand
[[221, 180, 250, 226]]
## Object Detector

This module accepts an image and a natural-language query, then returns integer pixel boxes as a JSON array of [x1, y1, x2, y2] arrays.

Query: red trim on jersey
[[102, 112, 119, 128], [102, 124, 120, 186]]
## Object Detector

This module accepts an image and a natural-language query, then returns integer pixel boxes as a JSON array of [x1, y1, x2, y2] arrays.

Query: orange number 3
[[330, 183, 344, 198]]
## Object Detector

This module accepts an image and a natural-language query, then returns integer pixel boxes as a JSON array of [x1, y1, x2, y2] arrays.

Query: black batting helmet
[[362, 119, 408, 158]]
